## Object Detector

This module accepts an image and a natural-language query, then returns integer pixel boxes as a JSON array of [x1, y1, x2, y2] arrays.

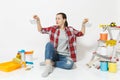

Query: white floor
[[0, 52, 120, 80]]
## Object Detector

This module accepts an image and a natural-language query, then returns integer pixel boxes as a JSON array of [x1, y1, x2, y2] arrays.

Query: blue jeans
[[45, 42, 74, 70]]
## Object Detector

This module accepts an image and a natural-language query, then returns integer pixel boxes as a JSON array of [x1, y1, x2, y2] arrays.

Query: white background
[[0, 0, 120, 80]]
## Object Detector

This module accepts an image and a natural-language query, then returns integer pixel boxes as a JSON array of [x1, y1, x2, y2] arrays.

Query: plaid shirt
[[41, 25, 84, 62]]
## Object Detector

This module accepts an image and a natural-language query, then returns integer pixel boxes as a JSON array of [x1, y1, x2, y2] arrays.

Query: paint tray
[[0, 61, 21, 72]]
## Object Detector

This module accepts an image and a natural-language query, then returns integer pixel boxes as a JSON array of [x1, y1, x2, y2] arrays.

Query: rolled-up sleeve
[[41, 27, 52, 34], [73, 28, 84, 37]]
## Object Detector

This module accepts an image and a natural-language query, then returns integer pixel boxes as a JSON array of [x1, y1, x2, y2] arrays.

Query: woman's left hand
[[82, 18, 88, 24]]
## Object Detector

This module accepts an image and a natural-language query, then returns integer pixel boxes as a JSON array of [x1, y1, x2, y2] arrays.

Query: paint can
[[100, 32, 108, 41], [108, 62, 117, 73], [25, 51, 34, 68], [100, 61, 108, 71]]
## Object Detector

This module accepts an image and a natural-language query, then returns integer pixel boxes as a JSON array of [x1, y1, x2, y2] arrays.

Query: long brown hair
[[57, 12, 68, 27]]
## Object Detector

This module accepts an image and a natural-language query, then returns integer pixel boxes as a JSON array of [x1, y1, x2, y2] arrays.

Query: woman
[[33, 13, 88, 77]]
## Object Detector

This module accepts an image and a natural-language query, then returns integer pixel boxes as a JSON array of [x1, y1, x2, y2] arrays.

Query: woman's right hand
[[33, 15, 40, 21], [33, 15, 42, 31]]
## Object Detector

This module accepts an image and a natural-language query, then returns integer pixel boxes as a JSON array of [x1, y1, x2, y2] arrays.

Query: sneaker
[[41, 64, 54, 77], [40, 61, 46, 66]]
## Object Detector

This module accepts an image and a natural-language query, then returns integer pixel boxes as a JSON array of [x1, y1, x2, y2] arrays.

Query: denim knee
[[64, 59, 74, 70], [45, 42, 54, 49], [45, 42, 57, 60]]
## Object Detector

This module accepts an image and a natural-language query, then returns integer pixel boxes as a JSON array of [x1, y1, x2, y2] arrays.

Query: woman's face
[[56, 14, 65, 27]]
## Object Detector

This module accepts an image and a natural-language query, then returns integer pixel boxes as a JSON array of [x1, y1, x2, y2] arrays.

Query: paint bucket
[[108, 62, 117, 73], [100, 32, 108, 41], [25, 51, 34, 67], [100, 61, 108, 71]]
